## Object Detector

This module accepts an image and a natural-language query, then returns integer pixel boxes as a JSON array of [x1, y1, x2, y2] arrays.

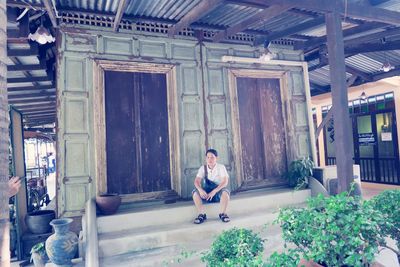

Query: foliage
[[274, 193, 387, 267], [264, 249, 300, 267], [286, 157, 314, 189], [368, 189, 400, 254], [30, 242, 45, 254], [201, 228, 264, 267]]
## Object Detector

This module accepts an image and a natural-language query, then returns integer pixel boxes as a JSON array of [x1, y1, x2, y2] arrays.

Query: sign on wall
[[358, 133, 375, 146]]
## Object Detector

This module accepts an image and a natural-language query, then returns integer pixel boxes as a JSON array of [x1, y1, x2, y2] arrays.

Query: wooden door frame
[[93, 60, 181, 201], [228, 69, 294, 188]]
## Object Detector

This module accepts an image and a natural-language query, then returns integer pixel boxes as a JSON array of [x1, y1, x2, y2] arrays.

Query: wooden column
[[0, 0, 10, 266], [325, 10, 353, 193]]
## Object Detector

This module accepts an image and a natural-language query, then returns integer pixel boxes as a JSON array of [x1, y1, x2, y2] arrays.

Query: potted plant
[[201, 227, 264, 267], [30, 242, 48, 267], [286, 157, 314, 189], [368, 189, 400, 261], [271, 193, 387, 266]]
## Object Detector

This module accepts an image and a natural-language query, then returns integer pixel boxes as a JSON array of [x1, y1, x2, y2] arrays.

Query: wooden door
[[104, 71, 171, 195], [237, 77, 287, 188]]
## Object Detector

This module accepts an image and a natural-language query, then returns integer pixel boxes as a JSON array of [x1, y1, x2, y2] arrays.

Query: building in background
[[312, 77, 400, 185]]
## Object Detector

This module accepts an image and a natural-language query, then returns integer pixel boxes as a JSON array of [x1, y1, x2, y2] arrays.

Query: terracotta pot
[[45, 218, 78, 266], [298, 259, 323, 267], [26, 210, 56, 234], [96, 194, 121, 215]]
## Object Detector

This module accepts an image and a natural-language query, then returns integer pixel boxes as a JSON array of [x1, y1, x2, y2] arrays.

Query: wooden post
[[325, 10, 353, 193], [0, 0, 10, 266]]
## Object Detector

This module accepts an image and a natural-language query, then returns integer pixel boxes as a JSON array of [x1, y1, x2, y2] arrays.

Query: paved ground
[[11, 182, 400, 267]]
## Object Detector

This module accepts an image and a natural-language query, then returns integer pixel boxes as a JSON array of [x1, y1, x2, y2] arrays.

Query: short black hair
[[206, 148, 218, 157]]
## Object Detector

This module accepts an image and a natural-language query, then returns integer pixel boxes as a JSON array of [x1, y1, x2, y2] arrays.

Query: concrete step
[[97, 188, 310, 234], [99, 215, 285, 266], [97, 188, 310, 259]]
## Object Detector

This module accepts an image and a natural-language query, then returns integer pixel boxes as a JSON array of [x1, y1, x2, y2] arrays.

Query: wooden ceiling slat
[[7, 84, 55, 92], [113, 0, 131, 32], [254, 16, 325, 46], [212, 4, 294, 42], [8, 92, 55, 99], [7, 64, 46, 71], [168, 0, 224, 37], [42, 0, 58, 28], [7, 76, 51, 83]]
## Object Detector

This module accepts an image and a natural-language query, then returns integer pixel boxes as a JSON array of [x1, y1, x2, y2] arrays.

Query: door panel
[[237, 77, 287, 187], [105, 71, 138, 194], [237, 78, 265, 182], [258, 79, 287, 179], [139, 73, 171, 192], [105, 71, 171, 195]]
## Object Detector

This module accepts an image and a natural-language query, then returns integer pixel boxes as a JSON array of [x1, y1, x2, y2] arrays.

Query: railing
[[325, 156, 400, 185]]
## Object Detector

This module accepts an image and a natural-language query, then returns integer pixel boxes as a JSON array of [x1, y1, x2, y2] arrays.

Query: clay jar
[[25, 210, 56, 234], [95, 194, 121, 215]]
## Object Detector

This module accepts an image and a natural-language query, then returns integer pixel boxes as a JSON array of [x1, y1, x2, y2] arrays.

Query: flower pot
[[298, 259, 323, 267], [31, 251, 48, 267], [26, 210, 56, 234], [45, 218, 78, 266], [96, 194, 121, 215]]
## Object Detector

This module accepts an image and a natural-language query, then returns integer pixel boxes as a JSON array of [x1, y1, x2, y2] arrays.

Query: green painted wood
[[57, 27, 313, 216]]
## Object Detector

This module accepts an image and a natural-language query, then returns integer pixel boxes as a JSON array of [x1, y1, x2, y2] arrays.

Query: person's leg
[[192, 191, 205, 214], [219, 191, 230, 214]]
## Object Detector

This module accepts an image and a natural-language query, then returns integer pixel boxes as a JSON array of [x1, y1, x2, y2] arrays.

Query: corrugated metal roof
[[198, 3, 260, 27]]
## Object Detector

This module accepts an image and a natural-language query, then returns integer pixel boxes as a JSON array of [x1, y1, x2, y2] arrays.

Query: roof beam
[[13, 103, 56, 110], [213, 4, 293, 42], [297, 22, 386, 51], [7, 64, 46, 71], [168, 0, 224, 37], [113, 0, 131, 32], [8, 92, 55, 99], [371, 66, 400, 82], [7, 76, 51, 83], [345, 27, 400, 46], [228, 0, 400, 25], [345, 40, 400, 54], [8, 97, 55, 104], [7, 84, 55, 92], [345, 66, 372, 82], [7, 46, 39, 57], [254, 16, 325, 46], [42, 0, 58, 28]]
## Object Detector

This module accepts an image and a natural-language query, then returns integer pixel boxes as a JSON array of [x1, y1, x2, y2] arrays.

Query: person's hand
[[8, 176, 21, 198], [206, 189, 217, 201], [198, 189, 208, 199]]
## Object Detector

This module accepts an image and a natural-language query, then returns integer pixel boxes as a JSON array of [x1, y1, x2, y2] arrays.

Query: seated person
[[192, 149, 230, 224]]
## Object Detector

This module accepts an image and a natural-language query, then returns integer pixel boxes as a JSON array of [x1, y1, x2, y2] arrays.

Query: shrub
[[286, 157, 314, 189], [201, 228, 264, 267], [368, 189, 400, 258], [264, 249, 300, 267], [274, 193, 387, 267]]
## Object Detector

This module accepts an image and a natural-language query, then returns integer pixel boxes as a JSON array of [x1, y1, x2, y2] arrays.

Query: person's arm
[[206, 176, 228, 201], [194, 176, 207, 199], [8, 176, 21, 198]]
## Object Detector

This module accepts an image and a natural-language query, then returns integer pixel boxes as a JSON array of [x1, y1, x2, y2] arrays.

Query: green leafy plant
[[273, 193, 387, 267], [368, 189, 400, 260], [264, 249, 300, 267], [30, 242, 47, 265], [286, 157, 314, 189], [201, 228, 264, 267]]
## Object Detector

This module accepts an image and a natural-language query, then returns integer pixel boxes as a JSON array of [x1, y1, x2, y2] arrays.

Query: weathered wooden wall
[[57, 27, 313, 217]]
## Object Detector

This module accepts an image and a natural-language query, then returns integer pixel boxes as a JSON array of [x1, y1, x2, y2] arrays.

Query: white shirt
[[196, 163, 229, 185]]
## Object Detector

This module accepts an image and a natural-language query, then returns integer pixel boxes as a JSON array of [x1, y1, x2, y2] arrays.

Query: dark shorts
[[192, 184, 230, 203]]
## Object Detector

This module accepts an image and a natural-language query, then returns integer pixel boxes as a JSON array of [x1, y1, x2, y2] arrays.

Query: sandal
[[194, 214, 207, 224], [219, 213, 230, 223]]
